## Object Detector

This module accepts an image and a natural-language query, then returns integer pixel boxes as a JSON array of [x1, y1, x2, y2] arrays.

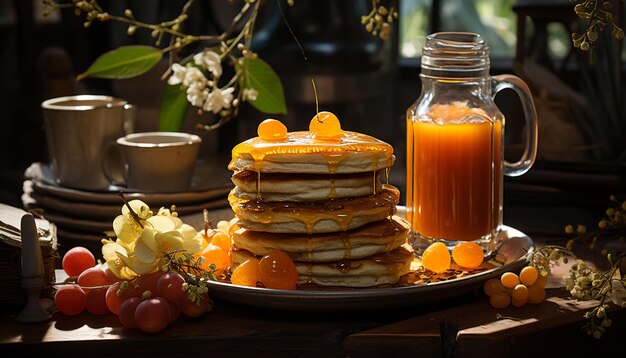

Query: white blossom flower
[[167, 63, 187, 85], [182, 66, 207, 87], [193, 50, 222, 78], [203, 87, 235, 114], [186, 82, 208, 107], [242, 88, 258, 101]]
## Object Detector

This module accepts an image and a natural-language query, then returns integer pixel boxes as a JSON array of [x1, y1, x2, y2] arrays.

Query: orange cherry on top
[[258, 119, 287, 142], [309, 111, 343, 140]]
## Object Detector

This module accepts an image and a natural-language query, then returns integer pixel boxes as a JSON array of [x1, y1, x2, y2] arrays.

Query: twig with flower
[[564, 195, 626, 253], [361, 0, 399, 40], [571, 0, 625, 62], [524, 196, 626, 339], [42, 0, 286, 132], [42, 0, 397, 132]]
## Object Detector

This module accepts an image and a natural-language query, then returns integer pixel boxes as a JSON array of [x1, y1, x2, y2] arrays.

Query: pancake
[[229, 185, 400, 234], [229, 131, 394, 174], [231, 216, 409, 262], [231, 170, 383, 202], [231, 244, 414, 287]]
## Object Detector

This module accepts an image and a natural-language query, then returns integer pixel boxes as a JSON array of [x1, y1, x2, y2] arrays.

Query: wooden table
[[1, 284, 624, 357], [1, 205, 625, 357]]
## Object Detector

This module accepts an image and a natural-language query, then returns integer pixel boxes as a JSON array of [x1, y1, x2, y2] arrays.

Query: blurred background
[[1, 0, 625, 219]]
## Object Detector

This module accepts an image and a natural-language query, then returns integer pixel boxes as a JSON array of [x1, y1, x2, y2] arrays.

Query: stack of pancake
[[227, 118, 413, 287]]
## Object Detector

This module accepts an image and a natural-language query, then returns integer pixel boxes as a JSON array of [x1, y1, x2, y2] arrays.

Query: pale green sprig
[[565, 195, 626, 254], [526, 245, 574, 277], [571, 0, 625, 63], [361, 0, 398, 40], [527, 242, 625, 339], [561, 195, 626, 338]]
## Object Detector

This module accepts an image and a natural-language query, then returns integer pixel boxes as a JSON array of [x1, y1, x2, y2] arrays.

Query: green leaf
[[158, 84, 189, 132], [243, 58, 287, 114], [77, 46, 162, 80]]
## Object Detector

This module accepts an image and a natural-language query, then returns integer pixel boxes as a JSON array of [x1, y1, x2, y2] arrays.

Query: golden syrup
[[372, 171, 377, 194], [383, 217, 401, 253], [371, 246, 413, 266], [334, 260, 363, 273], [230, 186, 400, 233], [329, 173, 336, 199], [323, 152, 347, 175], [229, 131, 394, 172], [254, 159, 263, 200], [340, 231, 351, 260]]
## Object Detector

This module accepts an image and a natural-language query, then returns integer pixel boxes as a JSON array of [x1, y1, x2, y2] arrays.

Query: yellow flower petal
[[102, 241, 124, 260], [114, 215, 141, 249], [122, 199, 152, 220], [170, 216, 183, 228], [130, 258, 158, 275], [178, 223, 198, 241], [135, 237, 157, 263], [147, 215, 177, 232], [139, 228, 159, 252], [113, 215, 125, 236], [119, 266, 137, 280], [102, 242, 136, 279], [156, 207, 171, 216], [183, 232, 203, 255], [155, 231, 185, 253]]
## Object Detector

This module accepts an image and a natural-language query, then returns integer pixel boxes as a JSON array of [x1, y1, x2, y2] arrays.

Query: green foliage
[[77, 46, 162, 80], [243, 58, 287, 115], [158, 85, 189, 132]]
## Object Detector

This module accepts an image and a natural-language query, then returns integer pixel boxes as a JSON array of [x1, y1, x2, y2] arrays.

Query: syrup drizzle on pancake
[[231, 131, 393, 169], [229, 185, 399, 234]]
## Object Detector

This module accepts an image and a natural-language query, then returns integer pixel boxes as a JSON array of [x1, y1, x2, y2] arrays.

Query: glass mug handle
[[492, 74, 539, 177]]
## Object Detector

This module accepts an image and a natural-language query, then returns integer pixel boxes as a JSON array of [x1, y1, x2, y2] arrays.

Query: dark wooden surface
[[1, 284, 624, 357]]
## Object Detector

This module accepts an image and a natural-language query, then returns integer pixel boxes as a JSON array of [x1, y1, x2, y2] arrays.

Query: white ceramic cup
[[41, 95, 135, 190], [109, 132, 202, 192]]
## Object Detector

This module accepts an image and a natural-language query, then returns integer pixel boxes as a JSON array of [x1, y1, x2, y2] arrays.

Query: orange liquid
[[406, 110, 501, 242]]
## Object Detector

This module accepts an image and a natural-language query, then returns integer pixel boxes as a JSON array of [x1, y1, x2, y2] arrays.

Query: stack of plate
[[22, 162, 233, 250]]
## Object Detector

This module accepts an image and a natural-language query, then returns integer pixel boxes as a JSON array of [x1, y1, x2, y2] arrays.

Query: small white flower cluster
[[565, 260, 605, 301], [167, 50, 241, 115], [565, 259, 626, 306], [527, 246, 566, 278], [564, 258, 626, 339]]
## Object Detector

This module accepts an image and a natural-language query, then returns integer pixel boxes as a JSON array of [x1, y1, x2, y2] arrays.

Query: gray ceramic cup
[[112, 132, 202, 192], [41, 95, 135, 190]]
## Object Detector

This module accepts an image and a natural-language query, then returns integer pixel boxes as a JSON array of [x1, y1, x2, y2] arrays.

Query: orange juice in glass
[[406, 33, 538, 252]]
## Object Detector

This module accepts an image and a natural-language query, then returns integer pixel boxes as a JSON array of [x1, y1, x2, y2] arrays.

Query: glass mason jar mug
[[406, 32, 538, 252]]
